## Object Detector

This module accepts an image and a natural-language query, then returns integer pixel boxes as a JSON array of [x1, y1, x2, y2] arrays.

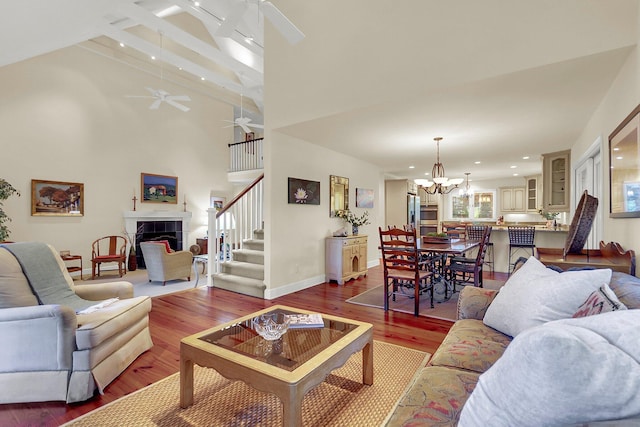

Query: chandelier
[[459, 172, 473, 199], [414, 137, 463, 194]]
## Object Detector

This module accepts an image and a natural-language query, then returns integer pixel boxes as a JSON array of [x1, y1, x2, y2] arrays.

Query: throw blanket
[[1, 242, 95, 313]]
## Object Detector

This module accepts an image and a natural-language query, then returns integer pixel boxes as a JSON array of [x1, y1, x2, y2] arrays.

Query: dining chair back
[[466, 224, 494, 272], [379, 226, 434, 316], [507, 226, 536, 274], [446, 226, 491, 290]]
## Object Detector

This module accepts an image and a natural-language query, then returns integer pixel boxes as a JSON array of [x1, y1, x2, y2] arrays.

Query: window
[[450, 191, 496, 220]]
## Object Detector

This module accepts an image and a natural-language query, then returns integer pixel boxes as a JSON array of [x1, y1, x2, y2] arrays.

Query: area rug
[[62, 341, 429, 427], [75, 268, 206, 298], [346, 280, 505, 321]]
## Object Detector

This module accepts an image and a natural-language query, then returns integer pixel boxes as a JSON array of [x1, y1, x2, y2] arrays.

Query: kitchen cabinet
[[385, 179, 419, 230], [325, 235, 368, 285], [418, 187, 440, 235], [542, 150, 570, 212], [524, 175, 542, 212], [500, 187, 526, 212]]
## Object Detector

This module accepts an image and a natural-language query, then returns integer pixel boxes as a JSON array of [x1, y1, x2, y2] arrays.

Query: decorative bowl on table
[[252, 312, 291, 341], [423, 235, 451, 244]]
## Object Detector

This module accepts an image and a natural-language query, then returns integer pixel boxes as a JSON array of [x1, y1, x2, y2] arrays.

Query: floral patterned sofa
[[384, 268, 640, 426]]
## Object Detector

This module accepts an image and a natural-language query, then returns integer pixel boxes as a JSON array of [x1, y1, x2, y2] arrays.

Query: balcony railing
[[229, 137, 264, 172]]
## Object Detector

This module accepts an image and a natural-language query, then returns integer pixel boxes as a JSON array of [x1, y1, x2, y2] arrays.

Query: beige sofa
[[0, 243, 153, 403], [385, 269, 640, 426], [140, 241, 192, 285]]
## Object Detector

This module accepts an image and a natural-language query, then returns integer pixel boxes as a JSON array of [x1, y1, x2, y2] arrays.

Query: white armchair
[[0, 243, 153, 403], [140, 241, 193, 285]]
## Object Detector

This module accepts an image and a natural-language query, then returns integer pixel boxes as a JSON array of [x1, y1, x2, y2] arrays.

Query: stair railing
[[207, 173, 264, 285]]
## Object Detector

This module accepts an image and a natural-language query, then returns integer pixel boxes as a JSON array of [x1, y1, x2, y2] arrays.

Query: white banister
[[207, 175, 264, 286]]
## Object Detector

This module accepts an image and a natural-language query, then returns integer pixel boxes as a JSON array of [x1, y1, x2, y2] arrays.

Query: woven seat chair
[[445, 226, 491, 291], [379, 226, 435, 316], [466, 225, 494, 272], [507, 226, 536, 274]]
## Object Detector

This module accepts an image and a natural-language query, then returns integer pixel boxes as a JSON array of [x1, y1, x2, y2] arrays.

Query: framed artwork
[[31, 179, 84, 216], [609, 104, 640, 217], [356, 188, 374, 208], [288, 177, 320, 205], [211, 196, 226, 212], [141, 173, 178, 204]]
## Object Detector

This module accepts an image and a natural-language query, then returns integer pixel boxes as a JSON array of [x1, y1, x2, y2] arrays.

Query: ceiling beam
[[100, 23, 261, 101], [117, 2, 262, 86]]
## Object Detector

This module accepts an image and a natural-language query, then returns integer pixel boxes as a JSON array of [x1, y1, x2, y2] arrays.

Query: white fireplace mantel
[[123, 210, 192, 250]]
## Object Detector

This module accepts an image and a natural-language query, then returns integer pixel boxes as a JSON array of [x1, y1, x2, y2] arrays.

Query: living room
[[2, 1, 640, 425]]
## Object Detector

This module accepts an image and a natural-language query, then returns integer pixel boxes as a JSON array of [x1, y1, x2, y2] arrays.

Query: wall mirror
[[330, 175, 349, 217], [609, 104, 640, 218]]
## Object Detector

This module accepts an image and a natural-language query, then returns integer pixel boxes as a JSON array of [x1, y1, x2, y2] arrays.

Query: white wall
[[263, 130, 383, 298], [0, 46, 235, 267]]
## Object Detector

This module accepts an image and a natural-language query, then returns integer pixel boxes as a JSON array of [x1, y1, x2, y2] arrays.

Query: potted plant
[[0, 179, 20, 242], [337, 210, 371, 235]]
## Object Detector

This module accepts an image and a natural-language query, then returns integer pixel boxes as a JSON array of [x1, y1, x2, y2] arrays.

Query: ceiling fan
[[126, 87, 191, 112], [223, 94, 264, 133], [217, 0, 305, 45], [125, 32, 191, 112]]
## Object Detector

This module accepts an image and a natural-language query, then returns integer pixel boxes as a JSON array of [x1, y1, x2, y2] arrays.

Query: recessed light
[[409, 166, 415, 169], [424, 172, 430, 176], [614, 147, 620, 151], [151, 55, 156, 60], [616, 156, 623, 160], [474, 161, 481, 165], [201, 77, 205, 81], [119, 42, 125, 48], [510, 165, 517, 169], [522, 156, 530, 160], [194, 1, 200, 6], [513, 173, 519, 176]]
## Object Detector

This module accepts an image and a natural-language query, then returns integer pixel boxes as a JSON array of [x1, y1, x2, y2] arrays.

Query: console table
[[325, 235, 368, 285]]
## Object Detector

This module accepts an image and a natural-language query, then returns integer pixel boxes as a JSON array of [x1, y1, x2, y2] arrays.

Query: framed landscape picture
[[141, 173, 178, 204], [288, 177, 320, 205], [211, 196, 226, 212], [31, 179, 84, 216]]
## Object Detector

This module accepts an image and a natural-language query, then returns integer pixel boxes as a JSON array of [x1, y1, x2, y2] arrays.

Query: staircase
[[212, 229, 266, 298]]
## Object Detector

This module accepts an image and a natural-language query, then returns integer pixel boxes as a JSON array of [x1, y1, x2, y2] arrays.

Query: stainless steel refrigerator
[[407, 194, 420, 230]]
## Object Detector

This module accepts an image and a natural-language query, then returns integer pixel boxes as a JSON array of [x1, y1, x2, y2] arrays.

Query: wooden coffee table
[[180, 305, 373, 426]]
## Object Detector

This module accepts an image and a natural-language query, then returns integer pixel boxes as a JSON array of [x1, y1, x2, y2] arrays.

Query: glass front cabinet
[[542, 150, 570, 212]]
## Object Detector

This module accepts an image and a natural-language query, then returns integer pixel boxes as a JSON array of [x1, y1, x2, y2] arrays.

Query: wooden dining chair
[[379, 226, 435, 316], [445, 226, 491, 291]]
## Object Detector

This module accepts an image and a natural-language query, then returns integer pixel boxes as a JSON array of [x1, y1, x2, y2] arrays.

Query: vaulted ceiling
[[2, 1, 639, 182]]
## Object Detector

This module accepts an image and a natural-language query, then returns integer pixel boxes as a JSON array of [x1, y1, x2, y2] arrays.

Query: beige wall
[[570, 8, 640, 260], [0, 46, 235, 269], [263, 130, 384, 298]]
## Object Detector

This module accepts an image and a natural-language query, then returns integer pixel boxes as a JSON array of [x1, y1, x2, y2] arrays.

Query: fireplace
[[123, 210, 192, 269]]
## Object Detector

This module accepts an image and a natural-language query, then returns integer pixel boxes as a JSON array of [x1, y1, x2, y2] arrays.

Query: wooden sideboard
[[325, 235, 368, 285], [536, 241, 636, 275]]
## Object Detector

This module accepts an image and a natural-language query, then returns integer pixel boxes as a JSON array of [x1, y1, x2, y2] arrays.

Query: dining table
[[417, 237, 481, 302]]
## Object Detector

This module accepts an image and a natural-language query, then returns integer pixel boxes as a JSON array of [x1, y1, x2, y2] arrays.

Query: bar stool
[[465, 225, 494, 273], [507, 226, 536, 274]]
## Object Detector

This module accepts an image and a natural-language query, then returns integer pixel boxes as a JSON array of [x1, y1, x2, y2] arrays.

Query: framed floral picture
[[288, 177, 320, 205], [31, 179, 84, 216]]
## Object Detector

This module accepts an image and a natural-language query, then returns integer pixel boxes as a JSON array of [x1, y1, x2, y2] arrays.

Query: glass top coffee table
[[180, 305, 374, 426]]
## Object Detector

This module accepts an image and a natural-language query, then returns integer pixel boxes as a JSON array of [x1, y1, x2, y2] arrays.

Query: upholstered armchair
[[140, 241, 192, 285], [0, 242, 153, 403]]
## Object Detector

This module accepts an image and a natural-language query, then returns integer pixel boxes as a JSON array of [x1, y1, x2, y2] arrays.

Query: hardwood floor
[[0, 266, 507, 427]]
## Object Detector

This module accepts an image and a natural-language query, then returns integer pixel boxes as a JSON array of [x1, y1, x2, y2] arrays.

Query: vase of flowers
[[538, 208, 559, 228], [337, 210, 371, 235]]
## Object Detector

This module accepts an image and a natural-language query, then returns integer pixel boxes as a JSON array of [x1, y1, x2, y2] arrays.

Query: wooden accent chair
[[91, 235, 127, 279], [445, 226, 491, 290], [379, 226, 434, 316]]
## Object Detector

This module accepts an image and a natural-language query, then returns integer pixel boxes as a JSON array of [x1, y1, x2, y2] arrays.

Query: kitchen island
[[489, 226, 568, 273]]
